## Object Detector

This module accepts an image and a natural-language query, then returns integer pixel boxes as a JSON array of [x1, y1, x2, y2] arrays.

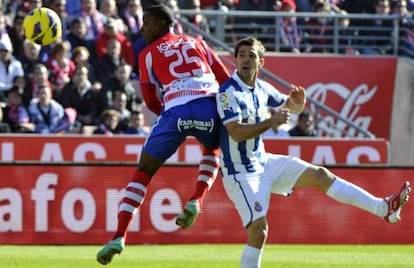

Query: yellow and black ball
[[23, 7, 62, 46]]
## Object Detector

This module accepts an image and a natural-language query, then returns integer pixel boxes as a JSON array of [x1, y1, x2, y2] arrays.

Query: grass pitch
[[0, 244, 413, 268]]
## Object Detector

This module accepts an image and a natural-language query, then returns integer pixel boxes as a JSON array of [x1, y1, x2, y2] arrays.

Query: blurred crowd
[[224, 0, 414, 55], [0, 0, 413, 136]]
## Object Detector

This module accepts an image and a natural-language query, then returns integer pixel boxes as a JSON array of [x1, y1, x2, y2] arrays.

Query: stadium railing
[[178, 10, 414, 58]]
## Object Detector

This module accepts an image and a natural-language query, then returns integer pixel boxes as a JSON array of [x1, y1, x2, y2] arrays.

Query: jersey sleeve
[[141, 83, 162, 115], [138, 49, 152, 85], [261, 80, 287, 108], [216, 84, 241, 125]]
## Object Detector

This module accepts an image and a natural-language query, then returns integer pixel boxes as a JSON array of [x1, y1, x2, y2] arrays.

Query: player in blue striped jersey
[[216, 36, 410, 268]]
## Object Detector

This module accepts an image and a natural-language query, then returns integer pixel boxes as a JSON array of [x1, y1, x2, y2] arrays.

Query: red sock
[[113, 170, 151, 240], [190, 181, 209, 207], [189, 147, 220, 207]]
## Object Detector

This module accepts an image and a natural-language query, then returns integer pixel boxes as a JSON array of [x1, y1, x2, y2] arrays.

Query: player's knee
[[314, 166, 336, 189]]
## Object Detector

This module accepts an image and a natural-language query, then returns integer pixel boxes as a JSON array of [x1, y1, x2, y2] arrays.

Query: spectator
[[101, 62, 140, 113], [95, 17, 135, 67], [28, 85, 70, 134], [121, 0, 144, 43], [288, 110, 318, 136], [12, 75, 26, 90], [0, 10, 13, 46], [93, 108, 121, 135], [78, 0, 106, 43], [71, 45, 91, 68], [48, 0, 70, 40], [46, 41, 76, 97], [124, 0, 146, 69], [390, 0, 414, 56], [19, 0, 43, 14], [0, 38, 24, 101], [199, 0, 237, 35], [66, 17, 97, 62], [59, 65, 100, 127], [359, 0, 394, 55], [2, 85, 34, 133], [7, 12, 25, 59], [180, 0, 210, 38], [71, 45, 100, 85], [19, 39, 42, 87], [391, 0, 411, 18], [100, 0, 126, 33], [110, 89, 130, 132], [123, 109, 149, 136], [27, 63, 51, 104], [2, 0, 19, 22], [164, 0, 184, 34], [94, 38, 123, 87], [273, 0, 301, 53], [337, 10, 359, 54], [303, 1, 334, 53]]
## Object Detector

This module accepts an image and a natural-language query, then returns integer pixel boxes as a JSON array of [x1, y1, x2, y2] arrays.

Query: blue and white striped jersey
[[216, 72, 287, 175]]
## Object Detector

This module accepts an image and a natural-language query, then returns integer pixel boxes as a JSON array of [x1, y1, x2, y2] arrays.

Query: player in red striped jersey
[[97, 4, 230, 265]]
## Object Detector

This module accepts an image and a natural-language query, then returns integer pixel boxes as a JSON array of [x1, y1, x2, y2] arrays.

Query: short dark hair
[[234, 37, 266, 58], [145, 4, 174, 26], [298, 110, 314, 122]]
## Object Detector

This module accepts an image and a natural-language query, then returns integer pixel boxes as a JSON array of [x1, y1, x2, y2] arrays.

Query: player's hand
[[271, 108, 291, 126], [288, 84, 306, 112]]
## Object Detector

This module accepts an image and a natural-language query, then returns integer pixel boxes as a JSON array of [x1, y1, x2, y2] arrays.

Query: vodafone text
[[0, 173, 183, 233]]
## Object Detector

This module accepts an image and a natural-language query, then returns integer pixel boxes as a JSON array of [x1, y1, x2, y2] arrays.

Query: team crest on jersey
[[254, 202, 263, 212], [219, 93, 231, 111]]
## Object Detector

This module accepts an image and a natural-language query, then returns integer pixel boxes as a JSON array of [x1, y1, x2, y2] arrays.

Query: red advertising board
[[222, 55, 396, 139], [0, 135, 389, 164], [0, 164, 412, 245]]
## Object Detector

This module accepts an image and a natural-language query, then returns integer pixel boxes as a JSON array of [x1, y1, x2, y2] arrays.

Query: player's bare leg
[[176, 147, 220, 229]]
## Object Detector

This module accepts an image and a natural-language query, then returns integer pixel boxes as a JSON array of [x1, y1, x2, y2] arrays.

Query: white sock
[[326, 177, 387, 217], [241, 245, 263, 268]]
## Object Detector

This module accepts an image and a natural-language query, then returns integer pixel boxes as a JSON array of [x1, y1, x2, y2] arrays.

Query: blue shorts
[[143, 97, 219, 160]]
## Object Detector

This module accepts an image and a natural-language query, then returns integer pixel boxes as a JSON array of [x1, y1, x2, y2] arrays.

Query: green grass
[[0, 244, 413, 268]]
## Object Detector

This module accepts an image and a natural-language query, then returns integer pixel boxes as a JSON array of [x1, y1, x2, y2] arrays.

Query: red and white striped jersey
[[139, 32, 221, 111]]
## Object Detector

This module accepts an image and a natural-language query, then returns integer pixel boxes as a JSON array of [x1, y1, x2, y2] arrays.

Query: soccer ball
[[23, 7, 62, 46]]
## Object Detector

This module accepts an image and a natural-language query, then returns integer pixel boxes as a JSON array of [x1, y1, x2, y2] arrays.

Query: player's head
[[234, 37, 266, 86], [234, 37, 266, 59], [296, 110, 315, 134], [141, 4, 174, 44]]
